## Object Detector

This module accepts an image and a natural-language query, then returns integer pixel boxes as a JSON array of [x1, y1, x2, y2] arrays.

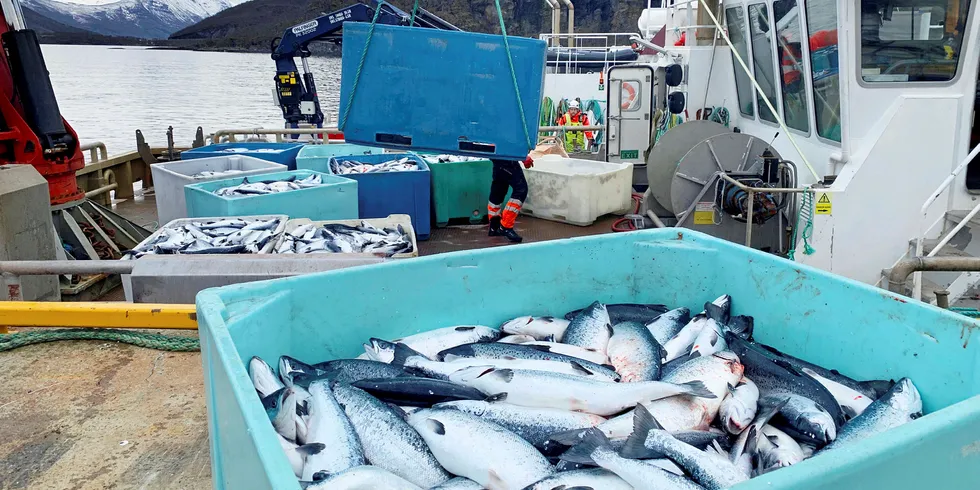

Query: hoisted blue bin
[[327, 153, 431, 240], [339, 22, 546, 160], [181, 143, 305, 170]]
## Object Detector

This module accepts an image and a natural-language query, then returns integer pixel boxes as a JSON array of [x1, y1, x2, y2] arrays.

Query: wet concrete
[[0, 189, 628, 489]]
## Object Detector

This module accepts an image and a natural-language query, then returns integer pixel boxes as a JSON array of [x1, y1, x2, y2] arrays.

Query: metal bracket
[[136, 129, 159, 166]]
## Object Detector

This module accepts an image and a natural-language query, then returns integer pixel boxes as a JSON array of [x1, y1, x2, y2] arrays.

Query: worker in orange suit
[[487, 156, 534, 243], [557, 100, 594, 153]]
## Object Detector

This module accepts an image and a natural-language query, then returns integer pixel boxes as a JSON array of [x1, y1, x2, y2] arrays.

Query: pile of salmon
[[248, 296, 922, 489]]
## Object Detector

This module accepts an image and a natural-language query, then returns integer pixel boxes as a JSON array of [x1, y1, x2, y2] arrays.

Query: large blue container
[[182, 143, 305, 170], [184, 170, 358, 221], [294, 143, 382, 174], [197, 230, 980, 490], [339, 22, 546, 160], [327, 153, 431, 240]]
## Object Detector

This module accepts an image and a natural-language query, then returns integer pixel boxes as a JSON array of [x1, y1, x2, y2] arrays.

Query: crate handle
[[459, 141, 496, 154], [375, 133, 413, 146]]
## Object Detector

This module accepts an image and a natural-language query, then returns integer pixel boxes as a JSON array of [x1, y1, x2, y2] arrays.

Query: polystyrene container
[[181, 143, 305, 169], [421, 154, 497, 227], [276, 214, 418, 258], [197, 229, 980, 490], [326, 153, 431, 240], [522, 155, 633, 226], [295, 143, 383, 174], [184, 170, 358, 221], [150, 156, 287, 225], [130, 215, 288, 255]]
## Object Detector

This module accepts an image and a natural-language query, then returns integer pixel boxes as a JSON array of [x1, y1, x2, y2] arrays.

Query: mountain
[[171, 0, 644, 51], [22, 0, 249, 39]]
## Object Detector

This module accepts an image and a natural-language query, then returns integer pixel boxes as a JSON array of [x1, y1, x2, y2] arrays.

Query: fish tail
[[678, 380, 717, 399], [295, 443, 325, 456], [547, 428, 589, 446], [619, 404, 663, 459], [559, 428, 612, 465]]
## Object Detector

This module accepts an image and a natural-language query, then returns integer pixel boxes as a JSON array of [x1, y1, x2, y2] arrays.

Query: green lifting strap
[[493, 0, 534, 153]]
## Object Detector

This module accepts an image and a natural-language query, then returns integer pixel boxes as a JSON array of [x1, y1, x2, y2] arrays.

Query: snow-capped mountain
[[22, 0, 248, 39]]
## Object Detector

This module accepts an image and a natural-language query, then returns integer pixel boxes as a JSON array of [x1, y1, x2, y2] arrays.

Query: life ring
[[621, 82, 638, 110]]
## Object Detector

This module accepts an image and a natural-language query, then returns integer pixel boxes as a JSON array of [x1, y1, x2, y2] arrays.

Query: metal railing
[[81, 141, 108, 163], [911, 141, 980, 300], [211, 126, 607, 145]]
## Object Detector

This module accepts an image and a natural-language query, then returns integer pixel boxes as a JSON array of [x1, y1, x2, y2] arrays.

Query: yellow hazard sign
[[694, 202, 715, 225], [815, 193, 832, 215]]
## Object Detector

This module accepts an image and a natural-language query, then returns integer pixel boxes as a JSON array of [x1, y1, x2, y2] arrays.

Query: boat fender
[[665, 64, 683, 87], [668, 92, 686, 115]]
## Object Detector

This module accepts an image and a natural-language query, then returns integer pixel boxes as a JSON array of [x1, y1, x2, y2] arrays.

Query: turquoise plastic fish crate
[[294, 143, 383, 174], [339, 22, 546, 160], [184, 170, 358, 221], [197, 230, 980, 490]]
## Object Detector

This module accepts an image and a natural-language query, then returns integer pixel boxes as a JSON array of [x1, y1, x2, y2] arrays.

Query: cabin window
[[773, 0, 811, 133], [727, 6, 756, 117], [860, 0, 972, 82], [805, 0, 843, 141], [748, 3, 780, 123]]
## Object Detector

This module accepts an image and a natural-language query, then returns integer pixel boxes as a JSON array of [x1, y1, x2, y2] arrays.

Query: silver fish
[[663, 314, 710, 363], [755, 424, 806, 473], [301, 381, 364, 480], [760, 393, 838, 447], [621, 405, 749, 489], [271, 387, 300, 442], [561, 301, 613, 357], [435, 399, 606, 452], [519, 341, 609, 365], [332, 384, 451, 487], [393, 343, 617, 382], [307, 465, 422, 489], [498, 334, 537, 344], [645, 307, 692, 345], [392, 325, 500, 359], [522, 468, 634, 490], [719, 378, 759, 434], [430, 477, 484, 489], [823, 377, 921, 452], [500, 316, 571, 341], [607, 321, 665, 382], [249, 356, 285, 398], [408, 408, 554, 490], [276, 433, 324, 479], [802, 366, 873, 419], [560, 429, 705, 489], [449, 366, 714, 416]]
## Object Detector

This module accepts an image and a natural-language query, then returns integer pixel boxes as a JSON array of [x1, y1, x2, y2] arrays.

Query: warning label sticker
[[694, 202, 715, 225], [815, 193, 832, 215]]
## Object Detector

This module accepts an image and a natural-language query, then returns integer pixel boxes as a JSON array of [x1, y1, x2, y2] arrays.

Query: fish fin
[[526, 344, 554, 353], [858, 379, 896, 398], [678, 380, 716, 399], [569, 361, 594, 376], [295, 400, 309, 417], [606, 323, 614, 337], [743, 426, 759, 457], [755, 397, 789, 426], [619, 404, 661, 459], [773, 358, 804, 377], [481, 368, 514, 382], [728, 315, 755, 340], [766, 435, 780, 447], [727, 383, 737, 395], [704, 301, 729, 324], [423, 418, 446, 435], [841, 405, 859, 420], [295, 443, 325, 456], [390, 342, 424, 367], [601, 364, 617, 371], [485, 392, 508, 403], [559, 428, 609, 464], [487, 469, 507, 490], [386, 403, 408, 419], [547, 428, 588, 446], [455, 326, 476, 332]]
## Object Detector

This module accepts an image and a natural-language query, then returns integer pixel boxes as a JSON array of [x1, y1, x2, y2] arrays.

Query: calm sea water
[[41, 44, 343, 156]]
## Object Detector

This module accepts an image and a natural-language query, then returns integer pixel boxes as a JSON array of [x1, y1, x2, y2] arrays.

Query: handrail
[[922, 141, 980, 213], [212, 126, 605, 144], [81, 141, 108, 163]]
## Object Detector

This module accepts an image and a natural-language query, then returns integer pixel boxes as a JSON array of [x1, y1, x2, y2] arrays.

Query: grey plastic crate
[[150, 155, 286, 224]]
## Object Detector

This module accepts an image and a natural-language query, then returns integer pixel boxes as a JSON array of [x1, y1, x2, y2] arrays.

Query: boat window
[[748, 3, 779, 123], [773, 0, 810, 132], [726, 6, 756, 117], [806, 0, 843, 141], [860, 0, 972, 82], [621, 81, 643, 112]]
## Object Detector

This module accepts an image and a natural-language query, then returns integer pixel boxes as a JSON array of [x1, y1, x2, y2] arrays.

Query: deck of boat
[[0, 187, 623, 489]]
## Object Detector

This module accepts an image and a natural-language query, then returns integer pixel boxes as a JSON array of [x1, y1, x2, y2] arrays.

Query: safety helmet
[[569, 100, 580, 109]]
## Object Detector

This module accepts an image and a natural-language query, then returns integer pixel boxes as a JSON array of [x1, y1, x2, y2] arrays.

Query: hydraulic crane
[[271, 0, 459, 132]]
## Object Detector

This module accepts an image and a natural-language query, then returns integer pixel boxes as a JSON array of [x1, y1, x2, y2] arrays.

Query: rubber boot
[[488, 216, 504, 236], [499, 226, 523, 243]]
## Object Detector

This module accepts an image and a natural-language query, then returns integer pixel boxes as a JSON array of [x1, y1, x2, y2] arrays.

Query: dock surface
[[0, 188, 620, 489]]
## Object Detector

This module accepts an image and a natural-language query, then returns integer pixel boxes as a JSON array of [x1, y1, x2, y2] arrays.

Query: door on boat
[[606, 66, 655, 167]]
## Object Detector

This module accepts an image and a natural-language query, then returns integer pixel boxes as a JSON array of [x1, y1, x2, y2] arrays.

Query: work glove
[[523, 156, 534, 169]]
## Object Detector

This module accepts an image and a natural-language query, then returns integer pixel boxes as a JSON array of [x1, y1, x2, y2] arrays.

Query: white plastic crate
[[150, 155, 287, 224], [522, 155, 633, 226], [276, 214, 418, 258]]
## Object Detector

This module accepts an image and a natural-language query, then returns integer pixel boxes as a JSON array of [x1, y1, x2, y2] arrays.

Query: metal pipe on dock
[[84, 182, 117, 199], [887, 257, 980, 294], [0, 260, 134, 275], [0, 301, 197, 329]]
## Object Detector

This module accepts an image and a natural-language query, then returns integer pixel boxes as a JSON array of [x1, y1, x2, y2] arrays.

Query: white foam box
[[522, 155, 633, 226]]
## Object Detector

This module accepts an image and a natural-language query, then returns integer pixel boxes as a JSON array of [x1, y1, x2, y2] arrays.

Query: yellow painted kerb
[[0, 302, 198, 329]]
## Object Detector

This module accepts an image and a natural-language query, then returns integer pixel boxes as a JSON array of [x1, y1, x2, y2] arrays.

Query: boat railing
[[911, 141, 980, 299], [540, 32, 640, 73], [80, 141, 108, 163], [211, 126, 607, 145]]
